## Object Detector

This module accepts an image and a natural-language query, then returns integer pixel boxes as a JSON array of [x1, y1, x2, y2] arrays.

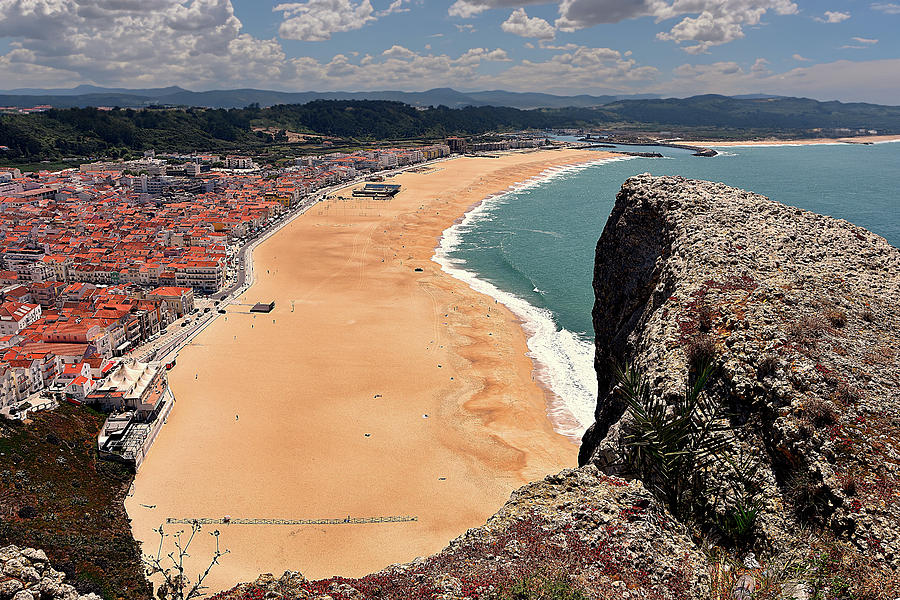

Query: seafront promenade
[[126, 148, 605, 592]]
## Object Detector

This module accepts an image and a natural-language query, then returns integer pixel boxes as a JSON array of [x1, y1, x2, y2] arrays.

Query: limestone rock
[[580, 174, 900, 569], [0, 578, 24, 598], [18, 550, 46, 564]]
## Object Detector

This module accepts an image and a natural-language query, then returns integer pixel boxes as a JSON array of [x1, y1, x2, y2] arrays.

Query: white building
[[0, 301, 42, 335]]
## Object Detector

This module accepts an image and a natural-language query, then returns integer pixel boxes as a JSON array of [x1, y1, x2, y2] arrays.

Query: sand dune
[[127, 149, 607, 592]]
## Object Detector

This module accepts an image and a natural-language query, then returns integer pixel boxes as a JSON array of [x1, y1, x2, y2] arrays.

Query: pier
[[166, 515, 418, 526]]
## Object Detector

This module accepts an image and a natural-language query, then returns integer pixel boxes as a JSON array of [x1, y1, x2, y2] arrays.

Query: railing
[[165, 515, 418, 526]]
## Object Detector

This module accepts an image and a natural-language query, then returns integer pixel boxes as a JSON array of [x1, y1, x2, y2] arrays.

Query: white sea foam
[[433, 156, 633, 441]]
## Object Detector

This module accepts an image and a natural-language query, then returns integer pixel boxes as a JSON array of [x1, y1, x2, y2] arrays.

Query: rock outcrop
[[580, 174, 900, 568], [0, 545, 102, 600]]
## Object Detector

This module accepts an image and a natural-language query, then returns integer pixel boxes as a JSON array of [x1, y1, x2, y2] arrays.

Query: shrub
[[615, 361, 728, 522], [860, 309, 875, 323], [786, 315, 827, 343], [716, 452, 763, 544], [757, 355, 779, 379], [694, 301, 715, 333], [803, 398, 838, 427], [833, 381, 861, 405], [825, 308, 847, 328], [685, 334, 717, 372], [839, 473, 858, 497], [499, 573, 588, 600], [787, 470, 832, 524]]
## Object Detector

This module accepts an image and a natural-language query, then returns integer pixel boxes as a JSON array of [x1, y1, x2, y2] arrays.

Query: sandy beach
[[127, 148, 607, 592], [680, 134, 900, 146]]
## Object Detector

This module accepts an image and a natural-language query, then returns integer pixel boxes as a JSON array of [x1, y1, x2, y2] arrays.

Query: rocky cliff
[[205, 174, 900, 598], [581, 174, 900, 586]]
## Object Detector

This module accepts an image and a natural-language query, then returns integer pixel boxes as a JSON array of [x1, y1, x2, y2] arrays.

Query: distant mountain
[[0, 85, 189, 97], [0, 86, 660, 110], [729, 94, 788, 100], [601, 94, 900, 129], [466, 90, 661, 108]]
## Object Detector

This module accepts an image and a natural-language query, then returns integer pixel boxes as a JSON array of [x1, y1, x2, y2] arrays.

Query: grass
[[685, 335, 718, 372], [802, 397, 838, 427]]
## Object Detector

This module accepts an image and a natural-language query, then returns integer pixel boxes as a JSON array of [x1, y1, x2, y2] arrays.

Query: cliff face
[[580, 174, 900, 565]]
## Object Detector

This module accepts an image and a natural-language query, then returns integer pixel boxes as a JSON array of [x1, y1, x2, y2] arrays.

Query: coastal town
[[0, 136, 552, 466]]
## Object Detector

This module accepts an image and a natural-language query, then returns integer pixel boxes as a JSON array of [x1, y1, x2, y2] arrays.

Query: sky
[[0, 1, 898, 104]]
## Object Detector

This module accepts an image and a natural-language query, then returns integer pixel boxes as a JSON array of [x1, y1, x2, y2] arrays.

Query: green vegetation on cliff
[[0, 404, 150, 600]]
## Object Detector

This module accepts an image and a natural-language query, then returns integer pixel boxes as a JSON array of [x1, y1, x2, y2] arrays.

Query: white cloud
[[382, 45, 416, 58], [275, 0, 376, 41], [455, 23, 477, 32], [378, 0, 410, 16], [814, 10, 851, 23], [450, 0, 797, 54], [501, 8, 555, 40], [751, 57, 769, 73], [792, 53, 811, 61], [288, 46, 514, 90], [0, 0, 285, 88], [539, 41, 581, 50], [871, 2, 900, 14], [852, 37, 878, 44], [476, 45, 659, 93], [653, 1, 799, 54]]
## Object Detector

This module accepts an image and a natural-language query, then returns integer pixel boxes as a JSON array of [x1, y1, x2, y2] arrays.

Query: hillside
[[0, 102, 605, 162], [0, 404, 150, 599]]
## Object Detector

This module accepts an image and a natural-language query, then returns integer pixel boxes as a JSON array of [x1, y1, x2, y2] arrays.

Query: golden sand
[[127, 149, 608, 592], [680, 134, 900, 146]]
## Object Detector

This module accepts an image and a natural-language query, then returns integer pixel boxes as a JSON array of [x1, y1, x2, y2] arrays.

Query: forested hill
[[603, 94, 900, 130], [2, 95, 900, 163], [0, 101, 605, 160]]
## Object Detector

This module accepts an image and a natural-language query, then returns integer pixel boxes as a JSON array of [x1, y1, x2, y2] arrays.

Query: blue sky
[[0, 1, 898, 103]]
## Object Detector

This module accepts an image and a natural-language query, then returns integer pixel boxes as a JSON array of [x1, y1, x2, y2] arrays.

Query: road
[[131, 157, 453, 365]]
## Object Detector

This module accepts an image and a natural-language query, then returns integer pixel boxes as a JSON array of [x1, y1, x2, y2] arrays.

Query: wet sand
[[127, 149, 608, 592], [680, 134, 900, 146]]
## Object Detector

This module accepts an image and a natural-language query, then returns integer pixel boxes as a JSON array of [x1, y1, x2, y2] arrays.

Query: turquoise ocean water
[[433, 140, 900, 440]]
